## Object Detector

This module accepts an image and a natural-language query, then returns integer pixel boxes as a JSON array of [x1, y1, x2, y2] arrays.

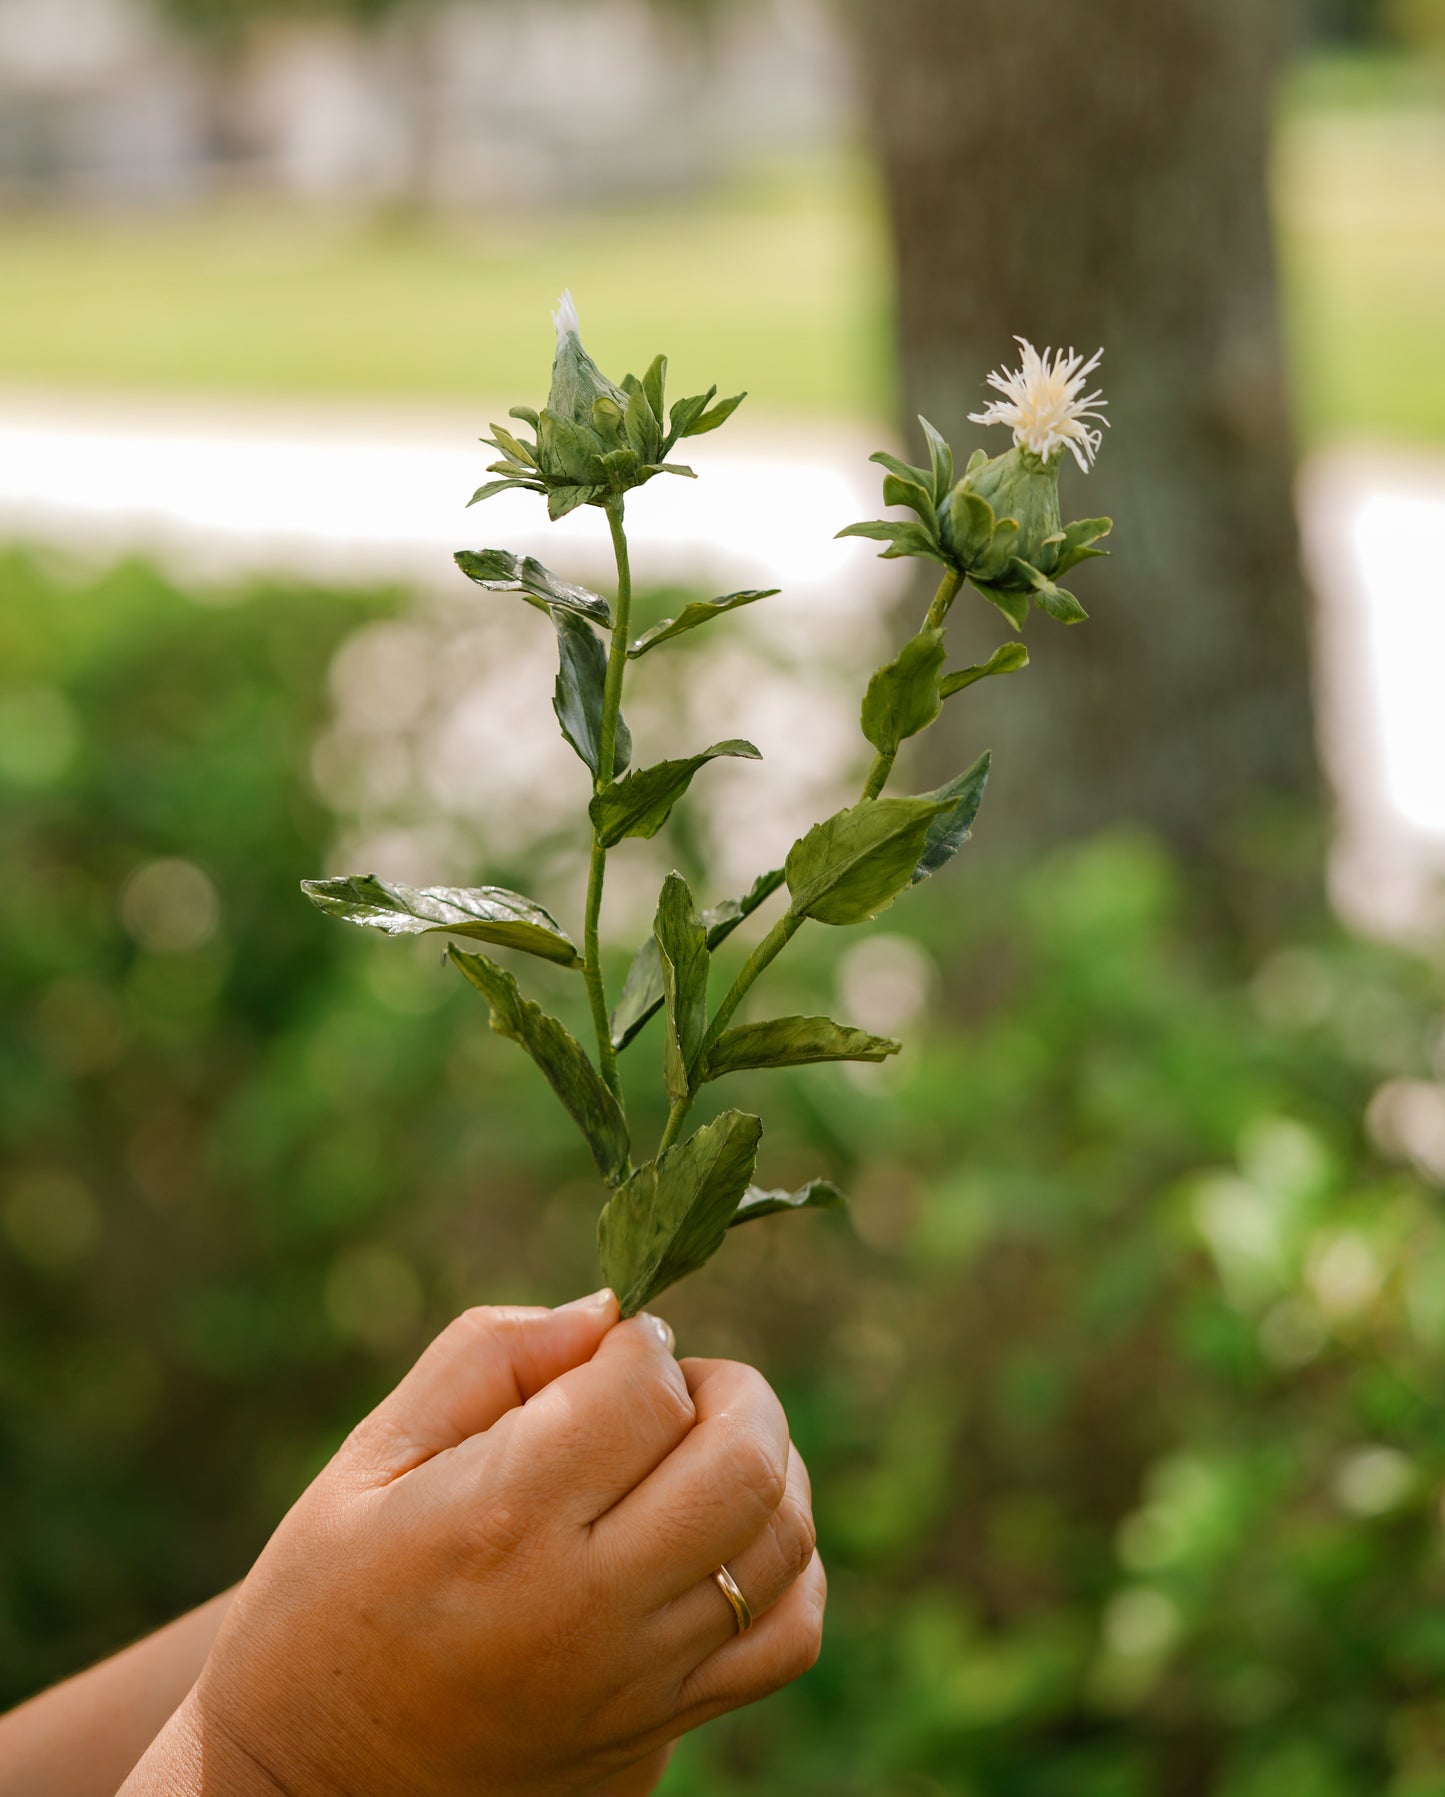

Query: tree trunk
[[854, 0, 1318, 874]]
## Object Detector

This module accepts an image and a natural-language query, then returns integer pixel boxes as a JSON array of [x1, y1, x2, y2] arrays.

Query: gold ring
[[712, 1564, 753, 1634]]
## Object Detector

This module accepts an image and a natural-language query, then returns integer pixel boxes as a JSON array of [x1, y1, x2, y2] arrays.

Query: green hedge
[[3, 549, 1445, 1796]]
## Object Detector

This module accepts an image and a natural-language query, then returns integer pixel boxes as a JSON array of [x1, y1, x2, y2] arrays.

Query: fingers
[[673, 1551, 827, 1729], [657, 1443, 814, 1665], [498, 1313, 696, 1522], [591, 1357, 791, 1604], [342, 1289, 620, 1478]]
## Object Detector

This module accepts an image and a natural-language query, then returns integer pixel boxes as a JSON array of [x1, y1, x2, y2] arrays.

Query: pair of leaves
[[301, 874, 581, 969], [449, 946, 629, 1186], [836, 416, 956, 565], [597, 1110, 763, 1315], [628, 589, 778, 659], [611, 867, 785, 1052], [589, 740, 760, 850], [455, 549, 612, 630]]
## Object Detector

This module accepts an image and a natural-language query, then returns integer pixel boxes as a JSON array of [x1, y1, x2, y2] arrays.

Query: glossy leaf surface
[[552, 609, 632, 778], [704, 1014, 899, 1080], [589, 740, 760, 849], [628, 589, 778, 658], [785, 795, 952, 926], [731, 1178, 846, 1226], [453, 549, 611, 628], [301, 875, 580, 967]]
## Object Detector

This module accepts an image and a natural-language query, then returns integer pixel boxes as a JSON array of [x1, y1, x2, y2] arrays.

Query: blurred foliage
[[4, 552, 1445, 1796]]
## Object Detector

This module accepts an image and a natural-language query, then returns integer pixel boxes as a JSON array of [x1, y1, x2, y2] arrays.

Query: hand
[[123, 1291, 824, 1797]]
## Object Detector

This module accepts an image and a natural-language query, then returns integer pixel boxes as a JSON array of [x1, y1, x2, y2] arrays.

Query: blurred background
[[4, 0, 1445, 1792]]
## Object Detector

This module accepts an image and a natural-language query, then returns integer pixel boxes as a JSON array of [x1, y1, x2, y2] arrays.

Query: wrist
[[120, 1689, 292, 1797]]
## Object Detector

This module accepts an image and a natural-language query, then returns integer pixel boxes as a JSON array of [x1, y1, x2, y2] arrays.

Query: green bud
[[546, 292, 631, 432], [950, 446, 1060, 585]]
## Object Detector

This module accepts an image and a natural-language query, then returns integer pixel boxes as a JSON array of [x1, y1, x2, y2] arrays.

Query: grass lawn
[[2, 55, 1443, 444]]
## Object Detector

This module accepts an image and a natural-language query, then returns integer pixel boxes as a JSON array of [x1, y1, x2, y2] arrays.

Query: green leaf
[[627, 589, 778, 658], [301, 874, 580, 968], [785, 795, 953, 926], [912, 750, 991, 884], [918, 416, 954, 507], [552, 610, 632, 778], [868, 448, 932, 490], [642, 353, 668, 430], [939, 642, 1030, 698], [968, 578, 1030, 632], [882, 473, 937, 532], [547, 483, 604, 521], [448, 947, 629, 1185], [596, 1110, 763, 1315], [467, 477, 545, 506], [838, 519, 947, 565], [704, 1015, 899, 1080], [663, 387, 717, 452], [486, 423, 537, 467], [686, 392, 746, 436], [610, 867, 785, 1053], [860, 628, 946, 755], [731, 1178, 846, 1227], [1051, 515, 1113, 577], [588, 739, 760, 850], [454, 549, 611, 628], [1019, 562, 1089, 624], [655, 873, 709, 1105]]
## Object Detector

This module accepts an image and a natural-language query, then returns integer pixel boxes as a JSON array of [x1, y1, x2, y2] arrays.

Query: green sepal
[[687, 392, 746, 436], [968, 579, 1030, 632], [301, 874, 581, 968], [589, 740, 760, 849], [655, 872, 709, 1105], [467, 477, 546, 507], [785, 794, 953, 926], [860, 628, 946, 755], [731, 1178, 846, 1226], [939, 642, 1029, 698], [449, 946, 630, 1185], [918, 417, 954, 507], [911, 750, 991, 885], [964, 447, 989, 477], [882, 473, 937, 534], [597, 1110, 763, 1315], [703, 1015, 899, 1081], [454, 549, 611, 628], [663, 387, 717, 454], [868, 448, 932, 491], [509, 405, 540, 429], [1017, 561, 1089, 624], [836, 519, 948, 565], [552, 609, 633, 778], [610, 868, 784, 1053], [628, 589, 778, 658], [485, 423, 538, 467], [621, 384, 662, 462], [642, 354, 668, 431]]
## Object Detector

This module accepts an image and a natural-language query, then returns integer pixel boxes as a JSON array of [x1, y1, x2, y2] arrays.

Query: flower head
[[968, 339, 1107, 472], [552, 286, 581, 346]]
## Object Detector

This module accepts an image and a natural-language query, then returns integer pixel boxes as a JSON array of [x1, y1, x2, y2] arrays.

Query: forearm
[[0, 1589, 236, 1797]]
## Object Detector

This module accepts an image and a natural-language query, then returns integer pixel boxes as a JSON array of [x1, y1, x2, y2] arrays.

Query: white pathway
[[1, 391, 1442, 935]]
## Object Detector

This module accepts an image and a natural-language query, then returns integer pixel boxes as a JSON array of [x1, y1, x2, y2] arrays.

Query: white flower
[[969, 338, 1108, 472], [552, 287, 581, 346]]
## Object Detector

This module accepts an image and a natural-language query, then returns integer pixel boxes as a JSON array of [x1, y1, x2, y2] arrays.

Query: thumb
[[345, 1288, 620, 1477]]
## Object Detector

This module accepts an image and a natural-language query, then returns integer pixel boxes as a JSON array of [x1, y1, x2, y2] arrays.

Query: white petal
[[552, 288, 581, 346]]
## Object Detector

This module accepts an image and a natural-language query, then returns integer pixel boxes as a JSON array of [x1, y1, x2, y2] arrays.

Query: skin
[[1, 1290, 823, 1797]]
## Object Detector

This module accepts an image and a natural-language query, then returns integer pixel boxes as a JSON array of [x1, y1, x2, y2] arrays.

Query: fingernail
[[559, 1287, 615, 1314], [640, 1312, 675, 1354]]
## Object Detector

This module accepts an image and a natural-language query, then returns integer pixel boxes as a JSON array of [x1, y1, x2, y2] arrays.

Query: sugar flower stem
[[657, 1095, 694, 1157], [581, 498, 634, 1102]]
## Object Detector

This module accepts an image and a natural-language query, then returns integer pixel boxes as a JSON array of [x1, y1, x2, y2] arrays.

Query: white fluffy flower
[[552, 287, 581, 346], [969, 338, 1108, 472]]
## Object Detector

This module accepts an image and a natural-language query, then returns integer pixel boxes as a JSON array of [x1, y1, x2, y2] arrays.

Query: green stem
[[923, 565, 964, 632], [581, 498, 635, 1102], [859, 748, 896, 801], [701, 910, 802, 1057], [657, 1096, 694, 1157]]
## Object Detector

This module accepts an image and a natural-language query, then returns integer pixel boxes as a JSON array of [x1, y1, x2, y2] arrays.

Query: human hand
[[124, 1291, 823, 1797]]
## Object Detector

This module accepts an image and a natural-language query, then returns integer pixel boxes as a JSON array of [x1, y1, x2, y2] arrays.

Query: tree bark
[[855, 0, 1318, 871]]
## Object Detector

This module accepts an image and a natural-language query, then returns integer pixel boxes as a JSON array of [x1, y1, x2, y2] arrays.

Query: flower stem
[[701, 910, 803, 1057], [581, 499, 634, 1102], [657, 1096, 693, 1157]]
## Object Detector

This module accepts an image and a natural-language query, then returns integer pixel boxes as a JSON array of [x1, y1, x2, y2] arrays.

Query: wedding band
[[712, 1563, 753, 1634]]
